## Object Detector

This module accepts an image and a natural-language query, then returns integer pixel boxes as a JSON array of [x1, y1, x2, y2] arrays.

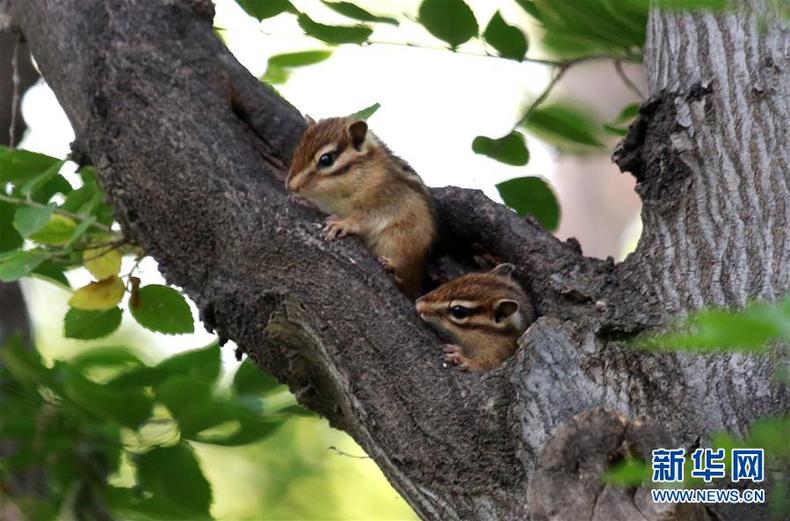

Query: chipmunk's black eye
[[318, 152, 335, 168], [449, 305, 470, 319]]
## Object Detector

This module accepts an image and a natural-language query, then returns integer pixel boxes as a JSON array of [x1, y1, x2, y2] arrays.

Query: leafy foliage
[[642, 297, 790, 352], [496, 177, 560, 231], [417, 0, 478, 49], [349, 101, 381, 120], [130, 284, 195, 335], [263, 50, 333, 85], [235, 0, 295, 21], [297, 14, 373, 45], [483, 11, 528, 61], [321, 1, 398, 25], [522, 103, 605, 151], [472, 131, 529, 166], [64, 307, 123, 340], [0, 337, 299, 520]]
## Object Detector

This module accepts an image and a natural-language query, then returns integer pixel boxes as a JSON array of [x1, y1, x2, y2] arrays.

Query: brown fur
[[286, 117, 436, 299], [415, 264, 535, 371]]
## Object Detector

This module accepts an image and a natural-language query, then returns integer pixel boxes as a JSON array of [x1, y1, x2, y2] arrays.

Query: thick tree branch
[[8, 0, 788, 520]]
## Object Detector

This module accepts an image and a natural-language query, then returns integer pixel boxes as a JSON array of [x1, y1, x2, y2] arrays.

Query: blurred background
[[1, 0, 646, 519]]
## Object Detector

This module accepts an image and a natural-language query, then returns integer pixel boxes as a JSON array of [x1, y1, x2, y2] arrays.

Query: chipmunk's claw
[[442, 344, 471, 372], [378, 256, 395, 272], [321, 215, 349, 241]]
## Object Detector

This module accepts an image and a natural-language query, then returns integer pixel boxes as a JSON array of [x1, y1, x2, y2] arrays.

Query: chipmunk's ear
[[304, 114, 316, 126], [348, 120, 368, 149], [490, 263, 516, 278], [494, 299, 519, 323]]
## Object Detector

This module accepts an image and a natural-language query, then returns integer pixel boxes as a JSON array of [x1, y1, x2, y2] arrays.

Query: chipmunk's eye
[[449, 305, 470, 319], [318, 152, 335, 168]]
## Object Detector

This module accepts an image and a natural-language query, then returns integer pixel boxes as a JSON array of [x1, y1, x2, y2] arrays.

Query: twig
[[513, 63, 571, 131], [328, 446, 370, 459], [0, 193, 112, 232], [614, 60, 646, 101], [8, 31, 21, 147]]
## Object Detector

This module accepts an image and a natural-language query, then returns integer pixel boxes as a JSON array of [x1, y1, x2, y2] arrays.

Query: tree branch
[[9, 1, 788, 520]]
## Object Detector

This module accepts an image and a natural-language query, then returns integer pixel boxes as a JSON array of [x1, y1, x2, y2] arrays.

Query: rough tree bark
[[4, 0, 788, 520]]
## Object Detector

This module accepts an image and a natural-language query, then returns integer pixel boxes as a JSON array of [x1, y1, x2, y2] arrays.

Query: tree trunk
[[0, 23, 38, 521], [0, 25, 36, 347], [5, 0, 788, 520]]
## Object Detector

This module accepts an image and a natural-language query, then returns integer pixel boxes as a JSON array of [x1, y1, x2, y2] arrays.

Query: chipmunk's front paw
[[442, 344, 476, 372], [321, 215, 354, 241]]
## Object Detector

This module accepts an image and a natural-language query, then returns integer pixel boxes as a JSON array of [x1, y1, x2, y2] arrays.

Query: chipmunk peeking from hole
[[416, 264, 536, 371], [286, 116, 436, 299]]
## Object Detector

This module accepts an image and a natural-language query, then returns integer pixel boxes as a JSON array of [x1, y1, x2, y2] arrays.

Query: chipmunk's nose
[[285, 172, 298, 192], [415, 298, 428, 317]]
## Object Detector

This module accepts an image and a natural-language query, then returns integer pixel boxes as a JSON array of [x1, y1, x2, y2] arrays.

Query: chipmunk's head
[[415, 264, 534, 347], [286, 115, 374, 214]]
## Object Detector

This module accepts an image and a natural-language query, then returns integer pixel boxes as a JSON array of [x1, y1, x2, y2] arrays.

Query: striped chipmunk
[[415, 264, 536, 371], [286, 116, 436, 299]]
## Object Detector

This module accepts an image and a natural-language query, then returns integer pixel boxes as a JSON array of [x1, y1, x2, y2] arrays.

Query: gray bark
[[5, 0, 788, 520]]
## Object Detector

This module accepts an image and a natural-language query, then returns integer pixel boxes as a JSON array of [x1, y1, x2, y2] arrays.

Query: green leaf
[[158, 376, 282, 445], [63, 367, 152, 429], [70, 346, 145, 372], [263, 50, 333, 86], [472, 131, 529, 166], [30, 262, 71, 289], [64, 308, 123, 340], [110, 343, 220, 388], [130, 284, 194, 335], [483, 11, 527, 60], [268, 50, 333, 68], [136, 445, 212, 518], [261, 66, 291, 85], [418, 0, 478, 49], [29, 173, 72, 204], [496, 176, 560, 231], [19, 159, 66, 196], [233, 359, 281, 396], [29, 214, 77, 245], [0, 146, 60, 184], [0, 250, 49, 282], [0, 336, 51, 388], [0, 200, 23, 252], [523, 104, 605, 149], [643, 299, 789, 352], [604, 102, 641, 135], [535, 0, 647, 58], [297, 13, 372, 45], [235, 0, 295, 21], [84, 247, 122, 280], [321, 1, 399, 25], [69, 277, 125, 311], [349, 102, 381, 120], [602, 458, 650, 487], [13, 205, 54, 237], [157, 343, 220, 383]]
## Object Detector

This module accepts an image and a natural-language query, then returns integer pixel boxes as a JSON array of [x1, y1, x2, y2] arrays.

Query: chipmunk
[[286, 116, 436, 299], [415, 264, 535, 371]]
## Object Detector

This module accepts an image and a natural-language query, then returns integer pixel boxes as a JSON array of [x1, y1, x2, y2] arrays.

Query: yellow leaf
[[69, 276, 125, 310], [30, 214, 77, 245], [84, 247, 122, 280]]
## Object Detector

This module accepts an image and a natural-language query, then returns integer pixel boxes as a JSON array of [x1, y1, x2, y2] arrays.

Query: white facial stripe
[[314, 143, 338, 163], [449, 300, 479, 309]]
